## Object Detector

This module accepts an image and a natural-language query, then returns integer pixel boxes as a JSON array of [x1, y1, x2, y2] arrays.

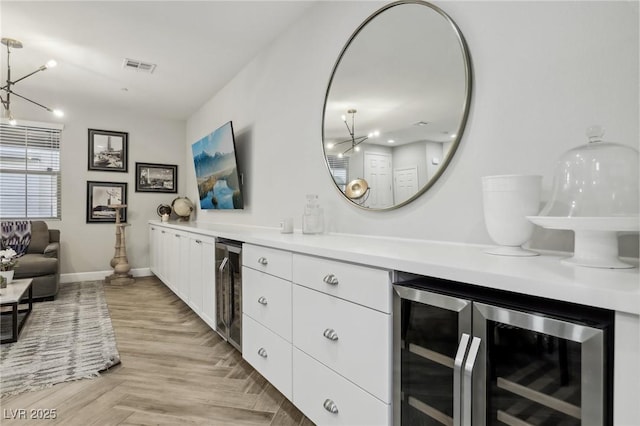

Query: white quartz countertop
[[149, 220, 640, 315]]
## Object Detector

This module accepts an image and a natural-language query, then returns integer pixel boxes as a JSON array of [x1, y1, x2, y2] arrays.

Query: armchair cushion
[[15, 253, 58, 277], [27, 221, 50, 254]]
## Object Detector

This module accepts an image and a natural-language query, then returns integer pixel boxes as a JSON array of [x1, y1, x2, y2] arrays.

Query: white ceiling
[[0, 1, 316, 122]]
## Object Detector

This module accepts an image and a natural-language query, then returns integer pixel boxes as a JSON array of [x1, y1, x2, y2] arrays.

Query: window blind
[[327, 155, 349, 191], [0, 123, 62, 219]]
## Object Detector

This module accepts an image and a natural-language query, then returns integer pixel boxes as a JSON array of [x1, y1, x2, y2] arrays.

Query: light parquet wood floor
[[1, 276, 314, 426]]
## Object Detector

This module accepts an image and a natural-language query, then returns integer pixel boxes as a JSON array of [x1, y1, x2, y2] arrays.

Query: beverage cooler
[[215, 239, 242, 351], [393, 276, 614, 426]]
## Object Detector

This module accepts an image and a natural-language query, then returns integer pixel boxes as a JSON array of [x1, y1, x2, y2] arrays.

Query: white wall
[[186, 1, 638, 254], [14, 100, 186, 276]]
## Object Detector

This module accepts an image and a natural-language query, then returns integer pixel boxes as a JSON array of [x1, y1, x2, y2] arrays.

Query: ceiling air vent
[[122, 58, 157, 74]]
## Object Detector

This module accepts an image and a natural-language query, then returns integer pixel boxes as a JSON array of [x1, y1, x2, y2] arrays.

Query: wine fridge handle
[[453, 333, 471, 426], [463, 337, 481, 426], [218, 256, 229, 329]]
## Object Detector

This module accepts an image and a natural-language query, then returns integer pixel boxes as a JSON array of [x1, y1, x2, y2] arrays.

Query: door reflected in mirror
[[323, 0, 472, 210]]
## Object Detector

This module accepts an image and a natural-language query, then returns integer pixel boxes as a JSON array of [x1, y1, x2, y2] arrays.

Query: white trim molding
[[60, 267, 152, 284]]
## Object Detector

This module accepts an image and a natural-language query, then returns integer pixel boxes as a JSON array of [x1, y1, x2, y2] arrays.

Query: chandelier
[[330, 109, 378, 158], [1, 38, 64, 126]]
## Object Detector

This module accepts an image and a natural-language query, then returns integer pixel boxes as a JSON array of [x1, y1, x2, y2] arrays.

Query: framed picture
[[135, 162, 178, 193], [86, 181, 127, 223], [88, 129, 128, 172]]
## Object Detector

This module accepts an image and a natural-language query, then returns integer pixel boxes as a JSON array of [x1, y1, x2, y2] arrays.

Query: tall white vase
[[482, 174, 542, 256]]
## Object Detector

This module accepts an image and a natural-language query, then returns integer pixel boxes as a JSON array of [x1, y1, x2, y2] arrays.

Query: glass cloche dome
[[539, 125, 638, 217], [528, 126, 639, 269]]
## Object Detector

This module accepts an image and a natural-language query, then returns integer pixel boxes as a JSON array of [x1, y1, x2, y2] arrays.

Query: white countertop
[[150, 220, 640, 315]]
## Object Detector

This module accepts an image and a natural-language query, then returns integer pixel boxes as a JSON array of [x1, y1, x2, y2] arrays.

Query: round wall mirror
[[322, 0, 472, 210]]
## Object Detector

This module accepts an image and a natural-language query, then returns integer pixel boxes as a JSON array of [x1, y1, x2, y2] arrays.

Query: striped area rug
[[0, 281, 121, 396]]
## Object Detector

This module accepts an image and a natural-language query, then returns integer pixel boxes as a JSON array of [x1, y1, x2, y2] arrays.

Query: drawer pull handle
[[195, 240, 202, 244], [323, 274, 339, 285], [258, 257, 268, 265], [323, 399, 339, 414], [323, 328, 339, 341], [258, 296, 268, 305], [175, 234, 180, 237], [257, 347, 268, 358]]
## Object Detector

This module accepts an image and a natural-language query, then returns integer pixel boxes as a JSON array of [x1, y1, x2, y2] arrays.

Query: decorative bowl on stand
[[528, 126, 639, 269]]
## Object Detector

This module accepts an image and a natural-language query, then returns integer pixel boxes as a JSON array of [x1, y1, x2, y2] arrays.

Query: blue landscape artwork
[[191, 122, 243, 210]]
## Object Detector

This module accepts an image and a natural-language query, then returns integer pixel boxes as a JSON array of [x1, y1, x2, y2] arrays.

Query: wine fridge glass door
[[473, 302, 606, 426], [393, 285, 472, 426]]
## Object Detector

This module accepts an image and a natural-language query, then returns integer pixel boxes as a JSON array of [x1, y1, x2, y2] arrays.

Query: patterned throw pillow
[[0, 221, 32, 257]]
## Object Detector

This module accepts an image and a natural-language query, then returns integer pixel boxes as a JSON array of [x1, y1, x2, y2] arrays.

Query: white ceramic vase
[[0, 269, 15, 284], [482, 174, 542, 256]]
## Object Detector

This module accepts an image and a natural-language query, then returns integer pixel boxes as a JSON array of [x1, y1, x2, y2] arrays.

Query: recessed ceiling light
[[414, 121, 429, 126], [387, 139, 395, 144]]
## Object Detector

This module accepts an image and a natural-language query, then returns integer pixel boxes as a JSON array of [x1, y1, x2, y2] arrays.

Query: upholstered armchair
[[3, 221, 60, 300]]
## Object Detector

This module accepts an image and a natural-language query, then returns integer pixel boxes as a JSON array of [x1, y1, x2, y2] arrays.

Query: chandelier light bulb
[[338, 153, 344, 158], [327, 143, 334, 149], [341, 115, 346, 122], [1, 38, 63, 119], [354, 146, 361, 152], [8, 114, 17, 126], [373, 130, 380, 137]]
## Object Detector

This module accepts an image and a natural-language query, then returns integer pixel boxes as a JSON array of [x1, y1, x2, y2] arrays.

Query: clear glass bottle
[[302, 194, 324, 234]]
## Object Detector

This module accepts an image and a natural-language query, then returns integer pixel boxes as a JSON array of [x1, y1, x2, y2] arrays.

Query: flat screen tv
[[191, 121, 244, 210]]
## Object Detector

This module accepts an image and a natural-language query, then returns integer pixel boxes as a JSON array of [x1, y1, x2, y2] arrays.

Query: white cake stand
[[527, 216, 639, 269]]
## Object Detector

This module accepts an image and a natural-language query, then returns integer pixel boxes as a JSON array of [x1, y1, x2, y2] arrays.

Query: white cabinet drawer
[[293, 348, 390, 426], [292, 284, 391, 403], [242, 314, 292, 400], [292, 254, 391, 313], [244, 244, 292, 281], [242, 266, 292, 341]]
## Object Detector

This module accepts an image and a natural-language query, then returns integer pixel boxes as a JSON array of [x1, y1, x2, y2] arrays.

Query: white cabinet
[[167, 230, 185, 295], [149, 225, 160, 276], [148, 224, 216, 331], [150, 225, 170, 283], [243, 244, 292, 280], [292, 254, 392, 425], [244, 315, 292, 399], [292, 253, 391, 313], [292, 284, 391, 403], [241, 244, 392, 426], [243, 267, 292, 341], [242, 244, 293, 400], [293, 348, 389, 426], [189, 234, 216, 329], [176, 232, 191, 300], [160, 227, 172, 285]]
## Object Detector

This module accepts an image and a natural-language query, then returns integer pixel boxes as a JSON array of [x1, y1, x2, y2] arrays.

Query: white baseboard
[[60, 268, 152, 284]]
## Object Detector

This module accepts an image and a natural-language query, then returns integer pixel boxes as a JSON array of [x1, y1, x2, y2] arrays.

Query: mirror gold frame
[[322, 0, 472, 211]]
